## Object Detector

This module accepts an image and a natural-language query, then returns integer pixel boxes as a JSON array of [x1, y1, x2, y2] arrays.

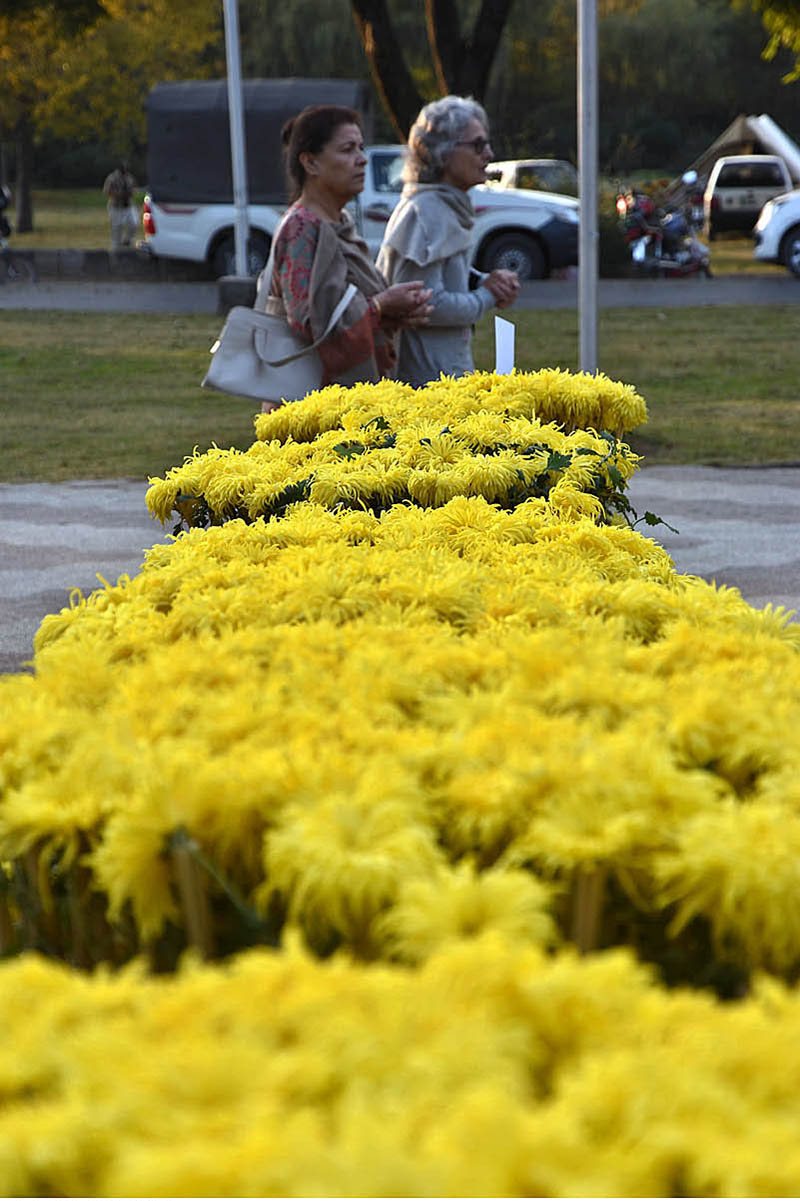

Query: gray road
[[0, 273, 797, 313]]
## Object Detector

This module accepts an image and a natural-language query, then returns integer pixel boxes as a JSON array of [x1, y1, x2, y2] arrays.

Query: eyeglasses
[[456, 136, 492, 155]]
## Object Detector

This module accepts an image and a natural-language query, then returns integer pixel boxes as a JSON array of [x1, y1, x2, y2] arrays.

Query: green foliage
[[1, 0, 224, 177], [486, 0, 800, 170], [5, 0, 800, 186], [747, 0, 800, 76], [597, 0, 800, 171], [598, 189, 632, 277]]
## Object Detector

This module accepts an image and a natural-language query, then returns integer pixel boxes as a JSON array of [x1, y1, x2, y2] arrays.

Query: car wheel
[[482, 233, 547, 280], [211, 231, 271, 278], [780, 224, 800, 279]]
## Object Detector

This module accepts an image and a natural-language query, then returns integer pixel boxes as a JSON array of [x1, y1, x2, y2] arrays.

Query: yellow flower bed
[[3, 940, 800, 1197], [4, 368, 800, 1195], [145, 370, 647, 528], [1, 492, 797, 984]]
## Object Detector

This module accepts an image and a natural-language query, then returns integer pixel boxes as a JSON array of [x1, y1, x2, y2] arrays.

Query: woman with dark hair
[[256, 104, 431, 411], [377, 96, 519, 388]]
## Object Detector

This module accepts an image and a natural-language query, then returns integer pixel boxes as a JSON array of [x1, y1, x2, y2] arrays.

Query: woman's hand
[[375, 281, 433, 325], [484, 268, 520, 309]]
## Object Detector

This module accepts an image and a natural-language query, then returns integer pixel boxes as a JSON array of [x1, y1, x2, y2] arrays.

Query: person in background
[[377, 95, 520, 388], [103, 161, 138, 251], [256, 104, 431, 412]]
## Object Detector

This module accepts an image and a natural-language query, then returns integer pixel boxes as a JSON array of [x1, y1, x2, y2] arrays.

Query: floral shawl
[[262, 204, 396, 386]]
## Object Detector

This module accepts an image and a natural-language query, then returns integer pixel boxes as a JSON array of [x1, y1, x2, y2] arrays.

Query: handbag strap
[[255, 282, 358, 368]]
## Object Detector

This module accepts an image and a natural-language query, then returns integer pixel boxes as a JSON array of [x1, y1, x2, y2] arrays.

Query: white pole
[[223, 0, 249, 276], [578, 0, 598, 373]]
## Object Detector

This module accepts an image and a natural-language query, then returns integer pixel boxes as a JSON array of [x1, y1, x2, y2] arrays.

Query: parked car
[[703, 154, 793, 239], [753, 188, 800, 277], [143, 145, 579, 281], [485, 158, 579, 196], [355, 146, 578, 280]]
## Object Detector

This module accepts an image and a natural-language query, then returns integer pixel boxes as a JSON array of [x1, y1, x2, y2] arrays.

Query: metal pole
[[223, 0, 249, 276], [578, 0, 598, 373]]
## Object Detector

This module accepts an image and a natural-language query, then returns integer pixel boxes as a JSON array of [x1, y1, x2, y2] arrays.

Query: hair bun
[[281, 117, 295, 147]]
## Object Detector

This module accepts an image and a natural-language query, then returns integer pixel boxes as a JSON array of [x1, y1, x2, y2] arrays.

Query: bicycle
[[0, 186, 37, 284], [0, 235, 37, 284]]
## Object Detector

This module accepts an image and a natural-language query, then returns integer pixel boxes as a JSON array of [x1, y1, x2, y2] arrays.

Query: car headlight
[[754, 203, 775, 231], [554, 207, 579, 225]]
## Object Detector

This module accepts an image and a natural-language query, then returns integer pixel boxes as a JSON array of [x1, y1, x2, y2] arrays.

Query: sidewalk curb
[[24, 247, 210, 282]]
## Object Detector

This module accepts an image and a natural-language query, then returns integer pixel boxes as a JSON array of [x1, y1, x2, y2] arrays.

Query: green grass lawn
[[8, 189, 130, 250], [473, 304, 800, 466], [2, 304, 799, 483]]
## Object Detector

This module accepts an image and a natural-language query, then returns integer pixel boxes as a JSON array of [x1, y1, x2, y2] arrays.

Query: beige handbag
[[202, 282, 357, 404]]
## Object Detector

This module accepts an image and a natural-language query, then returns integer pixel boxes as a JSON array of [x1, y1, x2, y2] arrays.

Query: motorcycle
[[616, 171, 712, 279]]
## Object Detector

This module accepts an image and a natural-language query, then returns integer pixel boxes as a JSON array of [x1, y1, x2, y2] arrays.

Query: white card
[[494, 316, 515, 374]]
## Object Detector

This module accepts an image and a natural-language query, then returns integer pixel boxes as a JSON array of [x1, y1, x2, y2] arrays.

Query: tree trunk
[[425, 0, 464, 94], [14, 115, 35, 234], [426, 0, 516, 99], [350, 0, 424, 137]]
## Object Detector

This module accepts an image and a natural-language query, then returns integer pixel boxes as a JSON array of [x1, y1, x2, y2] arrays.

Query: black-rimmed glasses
[[456, 136, 492, 155]]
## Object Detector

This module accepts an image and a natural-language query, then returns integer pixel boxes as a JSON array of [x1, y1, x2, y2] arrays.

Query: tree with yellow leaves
[[0, 0, 223, 231]]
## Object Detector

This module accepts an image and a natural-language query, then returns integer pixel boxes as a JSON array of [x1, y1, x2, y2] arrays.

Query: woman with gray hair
[[377, 95, 519, 388]]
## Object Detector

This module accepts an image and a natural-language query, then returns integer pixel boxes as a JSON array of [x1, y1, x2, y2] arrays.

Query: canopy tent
[[665, 113, 800, 203]]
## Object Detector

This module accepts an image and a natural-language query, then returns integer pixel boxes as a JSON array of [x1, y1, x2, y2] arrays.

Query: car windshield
[[516, 164, 577, 193], [372, 152, 405, 193], [717, 162, 785, 188]]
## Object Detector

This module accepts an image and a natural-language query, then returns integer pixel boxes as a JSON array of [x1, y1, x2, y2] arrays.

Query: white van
[[704, 154, 792, 238]]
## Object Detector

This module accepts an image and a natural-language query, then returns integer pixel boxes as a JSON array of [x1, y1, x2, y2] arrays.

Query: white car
[[704, 154, 793, 239], [753, 189, 800, 277], [354, 146, 578, 280], [142, 145, 579, 281]]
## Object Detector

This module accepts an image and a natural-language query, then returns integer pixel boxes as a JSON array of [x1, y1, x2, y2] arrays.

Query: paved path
[[0, 480, 172, 674], [626, 465, 800, 614], [0, 274, 797, 313], [2, 466, 798, 675]]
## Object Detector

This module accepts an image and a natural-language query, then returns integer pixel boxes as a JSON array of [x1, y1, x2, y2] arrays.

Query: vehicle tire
[[211, 231, 271, 279], [481, 232, 547, 280], [780, 224, 800, 279]]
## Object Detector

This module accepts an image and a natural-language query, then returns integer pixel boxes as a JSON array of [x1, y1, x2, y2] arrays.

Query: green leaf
[[334, 441, 366, 459], [546, 450, 572, 472], [363, 415, 391, 431], [638, 510, 680, 535]]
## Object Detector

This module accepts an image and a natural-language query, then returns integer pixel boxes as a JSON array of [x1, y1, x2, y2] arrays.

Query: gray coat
[[377, 185, 494, 388]]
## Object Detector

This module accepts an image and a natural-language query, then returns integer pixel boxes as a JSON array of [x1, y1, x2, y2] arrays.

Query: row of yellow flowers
[[2, 365, 799, 1196], [145, 370, 647, 529], [2, 938, 800, 1197], [2, 492, 797, 980]]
